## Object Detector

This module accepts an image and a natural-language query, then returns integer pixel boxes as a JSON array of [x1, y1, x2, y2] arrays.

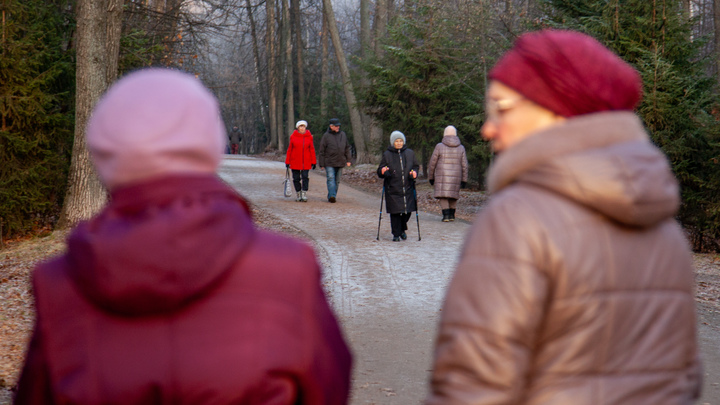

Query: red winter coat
[[285, 130, 317, 170], [14, 175, 352, 405]]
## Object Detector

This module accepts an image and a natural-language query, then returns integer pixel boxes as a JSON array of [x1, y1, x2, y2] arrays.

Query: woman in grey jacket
[[427, 125, 468, 222]]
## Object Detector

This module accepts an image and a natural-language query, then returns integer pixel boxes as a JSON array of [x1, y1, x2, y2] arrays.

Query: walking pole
[[413, 185, 421, 241], [376, 187, 385, 240]]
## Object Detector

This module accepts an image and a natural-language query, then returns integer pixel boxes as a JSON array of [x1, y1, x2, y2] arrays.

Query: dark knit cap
[[329, 118, 341, 126], [489, 30, 642, 117]]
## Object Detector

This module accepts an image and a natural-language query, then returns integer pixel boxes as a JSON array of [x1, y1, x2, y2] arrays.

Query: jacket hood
[[65, 175, 255, 316], [442, 136, 461, 148], [487, 112, 680, 227]]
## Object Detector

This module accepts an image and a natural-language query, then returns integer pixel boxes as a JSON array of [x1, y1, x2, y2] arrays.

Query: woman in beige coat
[[427, 126, 468, 222], [427, 30, 700, 405]]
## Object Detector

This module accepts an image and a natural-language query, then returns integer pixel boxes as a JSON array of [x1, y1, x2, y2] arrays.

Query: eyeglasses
[[485, 97, 526, 122]]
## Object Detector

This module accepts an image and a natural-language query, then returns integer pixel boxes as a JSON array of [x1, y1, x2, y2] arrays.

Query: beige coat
[[428, 112, 701, 404], [428, 135, 469, 199]]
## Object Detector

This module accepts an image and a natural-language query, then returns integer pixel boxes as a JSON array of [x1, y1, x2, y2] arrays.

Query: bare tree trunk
[[373, 0, 388, 57], [322, 0, 369, 163], [715, 0, 720, 82], [275, 1, 285, 153], [267, 0, 279, 148], [59, 0, 122, 227], [245, 0, 269, 135], [282, 0, 294, 152], [106, 0, 122, 83], [291, 0, 306, 117], [320, 9, 329, 119], [360, 0, 382, 161]]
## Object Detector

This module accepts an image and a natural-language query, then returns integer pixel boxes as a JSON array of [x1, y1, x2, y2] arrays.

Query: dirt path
[[220, 156, 469, 405]]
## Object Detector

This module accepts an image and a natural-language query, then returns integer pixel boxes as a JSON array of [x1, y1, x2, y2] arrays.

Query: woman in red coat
[[285, 120, 317, 202]]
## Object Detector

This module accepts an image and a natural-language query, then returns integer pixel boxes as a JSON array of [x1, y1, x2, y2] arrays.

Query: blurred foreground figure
[[14, 69, 352, 405], [427, 30, 700, 404]]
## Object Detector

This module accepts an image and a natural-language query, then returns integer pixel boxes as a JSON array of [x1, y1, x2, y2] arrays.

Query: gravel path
[[219, 156, 470, 405]]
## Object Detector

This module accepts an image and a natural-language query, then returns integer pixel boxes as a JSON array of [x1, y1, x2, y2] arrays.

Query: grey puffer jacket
[[427, 112, 701, 405], [427, 135, 468, 199]]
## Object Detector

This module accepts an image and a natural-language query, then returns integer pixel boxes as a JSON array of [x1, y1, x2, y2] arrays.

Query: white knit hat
[[296, 120, 308, 128], [444, 125, 457, 136]]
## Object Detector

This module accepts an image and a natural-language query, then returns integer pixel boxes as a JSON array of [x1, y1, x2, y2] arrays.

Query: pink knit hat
[[489, 30, 642, 117], [87, 69, 225, 190]]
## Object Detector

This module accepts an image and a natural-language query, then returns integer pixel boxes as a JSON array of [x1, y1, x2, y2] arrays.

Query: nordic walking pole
[[376, 186, 385, 240], [413, 184, 421, 241]]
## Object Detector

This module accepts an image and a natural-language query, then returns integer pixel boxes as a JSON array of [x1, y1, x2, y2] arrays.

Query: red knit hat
[[489, 30, 642, 117]]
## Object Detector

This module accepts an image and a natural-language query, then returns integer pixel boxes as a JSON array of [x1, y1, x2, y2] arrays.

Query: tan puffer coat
[[427, 112, 701, 405], [428, 135, 469, 199]]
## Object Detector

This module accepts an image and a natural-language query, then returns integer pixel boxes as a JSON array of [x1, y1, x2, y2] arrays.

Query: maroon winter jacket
[[14, 175, 352, 405], [285, 130, 317, 170]]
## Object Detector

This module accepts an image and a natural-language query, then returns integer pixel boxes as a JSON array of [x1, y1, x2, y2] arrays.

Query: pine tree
[[0, 0, 75, 238], [542, 0, 720, 251]]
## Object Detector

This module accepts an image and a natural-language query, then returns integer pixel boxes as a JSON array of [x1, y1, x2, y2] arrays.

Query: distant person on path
[[427, 125, 468, 222], [319, 118, 352, 203], [285, 120, 317, 202], [427, 30, 700, 404], [229, 125, 240, 154], [14, 69, 352, 404], [377, 131, 419, 242]]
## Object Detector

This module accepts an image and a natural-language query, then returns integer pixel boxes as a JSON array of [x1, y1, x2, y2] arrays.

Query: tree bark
[[282, 0, 294, 152], [106, 0, 122, 83], [275, 0, 286, 153], [267, 0, 279, 148], [245, 0, 269, 137], [322, 0, 369, 162], [59, 0, 121, 227], [361, 0, 382, 160], [320, 9, 329, 119], [715, 0, 720, 82], [292, 0, 306, 117], [373, 0, 388, 57]]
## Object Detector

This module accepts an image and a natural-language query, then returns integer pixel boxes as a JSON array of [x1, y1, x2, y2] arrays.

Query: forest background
[[3, 0, 720, 251]]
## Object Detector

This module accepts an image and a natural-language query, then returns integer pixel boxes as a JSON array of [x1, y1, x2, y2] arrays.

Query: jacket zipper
[[399, 149, 407, 213]]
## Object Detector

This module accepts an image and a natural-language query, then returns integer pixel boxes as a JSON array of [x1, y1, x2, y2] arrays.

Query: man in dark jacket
[[318, 118, 352, 203], [14, 69, 352, 405]]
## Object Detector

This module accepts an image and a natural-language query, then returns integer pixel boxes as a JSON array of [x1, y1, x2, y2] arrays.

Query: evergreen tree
[[0, 0, 75, 238], [542, 0, 720, 251], [360, 0, 491, 180]]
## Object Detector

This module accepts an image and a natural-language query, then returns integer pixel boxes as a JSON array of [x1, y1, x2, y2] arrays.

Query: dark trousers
[[390, 213, 411, 237], [292, 169, 309, 192]]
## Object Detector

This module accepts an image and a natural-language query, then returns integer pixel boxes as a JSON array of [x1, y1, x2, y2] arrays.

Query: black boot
[[442, 209, 451, 222], [449, 208, 456, 221]]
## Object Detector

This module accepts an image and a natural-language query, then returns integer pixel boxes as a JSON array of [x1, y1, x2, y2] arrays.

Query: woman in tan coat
[[427, 30, 700, 405], [428, 125, 468, 222]]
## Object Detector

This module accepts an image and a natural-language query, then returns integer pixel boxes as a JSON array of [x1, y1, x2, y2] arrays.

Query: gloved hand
[[286, 164, 290, 168], [461, 181, 467, 189], [312, 164, 316, 170], [429, 179, 434, 186]]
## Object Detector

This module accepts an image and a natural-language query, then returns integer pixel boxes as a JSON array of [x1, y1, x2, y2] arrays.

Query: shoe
[[400, 232, 407, 240], [329, 197, 336, 203], [296, 192, 302, 202], [301, 190, 308, 202], [392, 236, 401, 242], [442, 209, 451, 222], [449, 208, 456, 221]]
